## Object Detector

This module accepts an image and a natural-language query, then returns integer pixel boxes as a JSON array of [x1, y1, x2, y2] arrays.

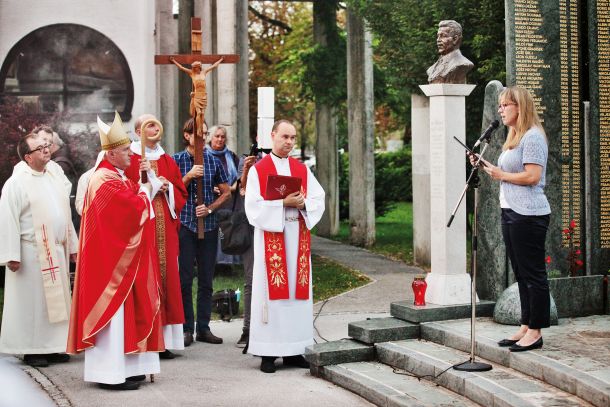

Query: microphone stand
[[448, 138, 493, 373]]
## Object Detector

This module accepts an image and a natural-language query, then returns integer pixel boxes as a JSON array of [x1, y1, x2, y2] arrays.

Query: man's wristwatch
[[207, 208, 213, 215]]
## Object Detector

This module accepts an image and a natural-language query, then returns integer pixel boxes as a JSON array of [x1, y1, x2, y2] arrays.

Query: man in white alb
[[245, 119, 325, 373], [0, 132, 77, 367]]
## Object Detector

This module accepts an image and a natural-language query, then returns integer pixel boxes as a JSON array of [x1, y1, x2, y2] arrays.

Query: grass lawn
[[201, 255, 370, 321], [334, 202, 415, 265]]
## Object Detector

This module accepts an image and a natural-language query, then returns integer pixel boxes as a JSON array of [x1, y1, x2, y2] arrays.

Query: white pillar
[[411, 94, 431, 266], [257, 87, 274, 149], [419, 84, 475, 305], [215, 0, 237, 152]]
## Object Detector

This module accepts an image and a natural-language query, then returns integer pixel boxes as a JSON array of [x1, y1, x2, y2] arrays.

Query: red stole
[[256, 154, 311, 300]]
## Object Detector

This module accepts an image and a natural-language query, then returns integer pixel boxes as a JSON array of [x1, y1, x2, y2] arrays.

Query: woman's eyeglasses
[[498, 103, 516, 111]]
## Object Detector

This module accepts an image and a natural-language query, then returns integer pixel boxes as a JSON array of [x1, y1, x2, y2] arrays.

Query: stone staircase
[[305, 303, 609, 407]]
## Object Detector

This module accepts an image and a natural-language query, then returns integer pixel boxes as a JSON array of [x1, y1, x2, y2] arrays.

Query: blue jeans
[[178, 227, 218, 334]]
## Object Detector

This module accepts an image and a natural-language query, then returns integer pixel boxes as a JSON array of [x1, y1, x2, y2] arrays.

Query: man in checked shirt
[[173, 118, 230, 347]]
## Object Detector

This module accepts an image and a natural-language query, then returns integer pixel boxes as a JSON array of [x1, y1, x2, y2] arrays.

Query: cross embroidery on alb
[[41, 224, 59, 283]]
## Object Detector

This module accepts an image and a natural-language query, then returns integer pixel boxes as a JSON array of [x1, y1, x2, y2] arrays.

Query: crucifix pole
[[155, 17, 239, 239]]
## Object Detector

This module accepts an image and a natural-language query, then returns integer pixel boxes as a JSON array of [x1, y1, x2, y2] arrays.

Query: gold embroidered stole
[[256, 155, 310, 300], [23, 169, 71, 323]]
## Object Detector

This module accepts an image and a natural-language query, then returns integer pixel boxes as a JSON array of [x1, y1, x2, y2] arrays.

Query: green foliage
[[345, 0, 506, 141], [339, 147, 412, 219], [300, 38, 347, 106]]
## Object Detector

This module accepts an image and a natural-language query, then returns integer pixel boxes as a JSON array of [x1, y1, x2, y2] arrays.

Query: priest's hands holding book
[[283, 191, 305, 210]]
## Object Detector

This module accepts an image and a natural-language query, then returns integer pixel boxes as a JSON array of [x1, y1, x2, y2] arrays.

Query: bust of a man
[[426, 20, 474, 84]]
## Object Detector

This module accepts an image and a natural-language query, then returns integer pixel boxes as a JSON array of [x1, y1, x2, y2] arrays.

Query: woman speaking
[[473, 86, 551, 352]]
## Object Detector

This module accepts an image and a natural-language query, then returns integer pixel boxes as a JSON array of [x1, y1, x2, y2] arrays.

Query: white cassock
[[0, 162, 77, 354], [83, 166, 163, 384], [245, 154, 325, 356]]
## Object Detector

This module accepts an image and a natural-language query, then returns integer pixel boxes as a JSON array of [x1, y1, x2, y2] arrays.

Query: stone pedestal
[[419, 84, 475, 305], [411, 94, 431, 266]]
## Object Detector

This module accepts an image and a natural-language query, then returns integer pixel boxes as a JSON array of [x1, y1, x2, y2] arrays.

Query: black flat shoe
[[46, 353, 70, 364], [183, 332, 194, 347], [283, 355, 310, 368], [260, 357, 277, 373], [509, 337, 543, 352], [126, 375, 146, 382], [498, 338, 519, 347], [98, 381, 140, 390], [23, 354, 49, 368], [160, 350, 176, 360]]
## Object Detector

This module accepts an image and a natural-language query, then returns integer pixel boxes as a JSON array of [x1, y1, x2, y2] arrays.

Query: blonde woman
[[472, 86, 551, 352]]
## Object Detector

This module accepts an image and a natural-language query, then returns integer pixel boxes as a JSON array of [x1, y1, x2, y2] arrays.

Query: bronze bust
[[426, 20, 474, 84]]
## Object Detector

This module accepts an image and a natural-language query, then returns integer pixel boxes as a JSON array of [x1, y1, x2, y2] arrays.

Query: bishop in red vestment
[[67, 112, 164, 391], [125, 114, 187, 358]]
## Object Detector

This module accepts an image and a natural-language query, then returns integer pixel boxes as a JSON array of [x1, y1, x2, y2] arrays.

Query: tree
[[345, 0, 506, 143]]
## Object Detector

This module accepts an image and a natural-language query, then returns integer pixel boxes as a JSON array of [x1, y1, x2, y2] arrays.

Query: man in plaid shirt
[[173, 118, 230, 347]]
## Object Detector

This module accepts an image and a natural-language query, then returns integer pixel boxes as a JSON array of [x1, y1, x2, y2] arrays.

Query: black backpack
[[212, 289, 239, 322]]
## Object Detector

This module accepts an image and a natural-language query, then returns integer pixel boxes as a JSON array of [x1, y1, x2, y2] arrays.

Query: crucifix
[[155, 17, 239, 238]]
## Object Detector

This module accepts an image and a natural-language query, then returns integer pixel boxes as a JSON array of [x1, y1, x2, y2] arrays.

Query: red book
[[265, 174, 302, 200]]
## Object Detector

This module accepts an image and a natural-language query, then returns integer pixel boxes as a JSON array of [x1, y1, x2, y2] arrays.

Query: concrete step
[[377, 339, 592, 407], [390, 301, 495, 324], [320, 361, 479, 407], [305, 339, 375, 375], [420, 320, 610, 407], [348, 317, 420, 345]]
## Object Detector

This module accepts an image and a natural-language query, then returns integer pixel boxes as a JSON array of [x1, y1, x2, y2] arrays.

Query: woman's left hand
[[483, 163, 505, 181]]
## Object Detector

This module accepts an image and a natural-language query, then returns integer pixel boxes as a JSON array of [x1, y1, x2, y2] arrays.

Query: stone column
[[347, 8, 375, 247], [236, 0, 250, 155], [411, 94, 431, 266], [155, 0, 179, 153], [215, 0, 237, 152], [178, 0, 195, 134], [257, 87, 274, 149], [419, 84, 475, 305], [313, 1, 339, 237]]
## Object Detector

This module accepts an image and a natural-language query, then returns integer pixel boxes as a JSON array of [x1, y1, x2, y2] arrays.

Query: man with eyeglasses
[[172, 118, 231, 347], [0, 132, 78, 368]]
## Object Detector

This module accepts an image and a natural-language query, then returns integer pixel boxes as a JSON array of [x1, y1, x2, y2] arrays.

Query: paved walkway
[[0, 236, 421, 407]]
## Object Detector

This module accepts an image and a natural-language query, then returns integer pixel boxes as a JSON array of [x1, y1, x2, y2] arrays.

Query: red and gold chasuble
[[255, 155, 311, 300], [67, 160, 163, 354]]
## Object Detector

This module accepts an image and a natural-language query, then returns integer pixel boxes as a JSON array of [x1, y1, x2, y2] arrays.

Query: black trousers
[[178, 227, 219, 334], [501, 209, 550, 329]]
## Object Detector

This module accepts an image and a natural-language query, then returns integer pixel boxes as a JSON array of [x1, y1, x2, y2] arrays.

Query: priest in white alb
[[245, 119, 325, 373], [0, 132, 77, 368]]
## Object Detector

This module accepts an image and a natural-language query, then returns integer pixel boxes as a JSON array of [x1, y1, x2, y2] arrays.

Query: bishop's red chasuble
[[67, 160, 163, 354], [255, 154, 311, 300], [125, 153, 187, 325]]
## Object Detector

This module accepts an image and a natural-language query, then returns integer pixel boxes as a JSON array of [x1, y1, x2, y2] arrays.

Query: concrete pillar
[[411, 94, 431, 266], [155, 0, 180, 153], [236, 0, 250, 155], [215, 0, 237, 152], [347, 8, 375, 247], [313, 1, 339, 237], [419, 84, 475, 305]]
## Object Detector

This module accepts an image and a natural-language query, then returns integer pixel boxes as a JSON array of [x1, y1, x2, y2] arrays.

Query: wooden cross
[[155, 17, 239, 239]]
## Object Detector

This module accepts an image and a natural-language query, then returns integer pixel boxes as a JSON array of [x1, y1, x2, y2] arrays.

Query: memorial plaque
[[587, 0, 610, 271], [506, 0, 584, 275]]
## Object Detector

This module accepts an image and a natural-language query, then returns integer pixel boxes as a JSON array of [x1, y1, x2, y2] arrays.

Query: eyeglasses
[[26, 142, 53, 155], [498, 103, 517, 111]]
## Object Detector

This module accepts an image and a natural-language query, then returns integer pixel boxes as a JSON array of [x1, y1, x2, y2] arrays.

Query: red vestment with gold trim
[[67, 159, 163, 354], [125, 153, 187, 325]]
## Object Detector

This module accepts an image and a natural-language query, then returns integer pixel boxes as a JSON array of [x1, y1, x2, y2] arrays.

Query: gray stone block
[[493, 283, 558, 325], [549, 275, 605, 318], [391, 300, 495, 323], [304, 339, 374, 367], [348, 317, 420, 344]]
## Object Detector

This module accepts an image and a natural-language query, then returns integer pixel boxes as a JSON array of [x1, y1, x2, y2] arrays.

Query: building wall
[[0, 0, 157, 133]]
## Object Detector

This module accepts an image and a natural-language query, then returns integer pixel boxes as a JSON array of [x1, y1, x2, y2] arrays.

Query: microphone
[[473, 120, 500, 148]]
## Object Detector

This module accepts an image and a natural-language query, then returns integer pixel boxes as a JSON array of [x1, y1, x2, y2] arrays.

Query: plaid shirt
[[173, 149, 229, 233]]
